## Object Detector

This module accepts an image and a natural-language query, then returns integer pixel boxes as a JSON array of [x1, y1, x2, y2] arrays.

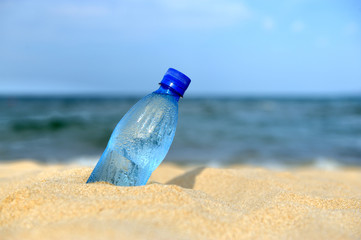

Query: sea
[[1, 96, 361, 168]]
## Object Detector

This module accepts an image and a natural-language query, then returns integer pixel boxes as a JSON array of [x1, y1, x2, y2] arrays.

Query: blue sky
[[0, 0, 360, 96]]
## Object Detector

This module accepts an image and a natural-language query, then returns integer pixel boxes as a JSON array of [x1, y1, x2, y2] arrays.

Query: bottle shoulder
[[118, 92, 178, 128], [140, 92, 179, 109]]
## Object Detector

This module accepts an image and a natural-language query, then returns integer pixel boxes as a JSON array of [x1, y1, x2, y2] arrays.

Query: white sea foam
[[312, 157, 340, 170], [69, 156, 100, 166]]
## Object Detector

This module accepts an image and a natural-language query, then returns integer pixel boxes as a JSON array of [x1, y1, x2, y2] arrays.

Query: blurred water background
[[1, 95, 360, 168], [1, 1, 361, 168]]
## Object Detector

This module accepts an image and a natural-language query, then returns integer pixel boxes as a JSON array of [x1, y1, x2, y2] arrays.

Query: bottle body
[[87, 92, 178, 186]]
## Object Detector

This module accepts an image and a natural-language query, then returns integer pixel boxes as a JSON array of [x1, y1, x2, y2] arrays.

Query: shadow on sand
[[166, 167, 205, 189]]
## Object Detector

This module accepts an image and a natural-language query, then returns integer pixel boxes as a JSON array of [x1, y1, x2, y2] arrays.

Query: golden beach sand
[[1, 161, 361, 240]]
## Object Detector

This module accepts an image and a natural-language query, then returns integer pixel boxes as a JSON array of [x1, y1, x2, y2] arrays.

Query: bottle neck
[[153, 84, 181, 101]]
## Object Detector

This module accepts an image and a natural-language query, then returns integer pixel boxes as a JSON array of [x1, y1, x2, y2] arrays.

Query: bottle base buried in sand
[[87, 148, 152, 186], [86, 68, 191, 186]]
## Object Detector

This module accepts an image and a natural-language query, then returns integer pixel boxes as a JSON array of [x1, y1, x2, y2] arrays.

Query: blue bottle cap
[[160, 68, 191, 97]]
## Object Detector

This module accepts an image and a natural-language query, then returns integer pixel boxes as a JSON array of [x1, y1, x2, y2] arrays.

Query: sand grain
[[1, 161, 361, 240]]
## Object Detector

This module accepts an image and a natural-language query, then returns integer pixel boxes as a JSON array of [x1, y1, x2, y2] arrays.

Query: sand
[[1, 161, 361, 240]]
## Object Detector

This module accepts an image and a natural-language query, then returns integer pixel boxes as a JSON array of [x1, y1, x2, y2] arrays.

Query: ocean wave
[[1, 96, 361, 166], [11, 116, 86, 132]]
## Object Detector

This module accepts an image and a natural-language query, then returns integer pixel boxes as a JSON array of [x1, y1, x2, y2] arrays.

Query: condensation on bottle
[[86, 68, 191, 186]]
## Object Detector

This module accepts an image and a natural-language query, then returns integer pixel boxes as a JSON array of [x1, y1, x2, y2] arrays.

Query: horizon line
[[0, 92, 360, 99]]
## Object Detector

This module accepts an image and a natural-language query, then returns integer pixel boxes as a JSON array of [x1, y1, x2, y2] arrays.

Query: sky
[[0, 0, 360, 96]]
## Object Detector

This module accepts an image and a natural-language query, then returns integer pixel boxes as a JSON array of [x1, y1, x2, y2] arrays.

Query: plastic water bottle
[[87, 68, 191, 186]]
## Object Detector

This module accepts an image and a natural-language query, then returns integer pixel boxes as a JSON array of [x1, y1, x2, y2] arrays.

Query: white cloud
[[262, 17, 275, 31], [153, 0, 251, 28], [291, 20, 305, 33], [53, 0, 251, 29], [1, 0, 252, 43]]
